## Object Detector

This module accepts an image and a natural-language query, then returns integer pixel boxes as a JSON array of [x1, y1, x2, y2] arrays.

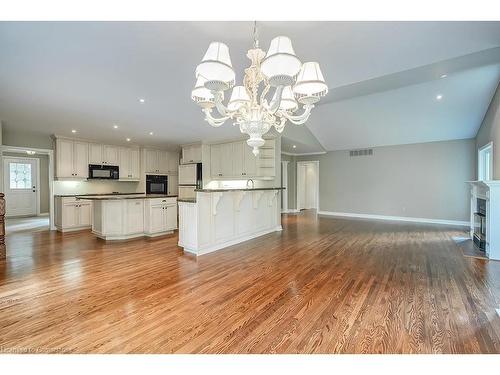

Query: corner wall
[[476, 82, 500, 179]]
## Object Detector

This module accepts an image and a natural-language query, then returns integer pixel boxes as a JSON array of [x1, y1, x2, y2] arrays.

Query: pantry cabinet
[[55, 138, 89, 179]]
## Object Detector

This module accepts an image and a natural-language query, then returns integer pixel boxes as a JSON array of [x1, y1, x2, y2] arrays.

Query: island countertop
[[75, 194, 177, 200], [194, 187, 285, 193]]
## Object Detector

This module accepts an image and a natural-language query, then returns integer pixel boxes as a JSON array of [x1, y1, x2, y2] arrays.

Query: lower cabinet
[[90, 197, 177, 240], [144, 198, 178, 235], [55, 197, 92, 232]]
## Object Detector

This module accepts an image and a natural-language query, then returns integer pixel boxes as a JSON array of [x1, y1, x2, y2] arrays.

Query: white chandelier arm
[[203, 108, 230, 127], [263, 85, 285, 114], [212, 90, 231, 118], [279, 104, 314, 125]]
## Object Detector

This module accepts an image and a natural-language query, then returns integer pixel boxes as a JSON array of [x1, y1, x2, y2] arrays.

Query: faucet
[[246, 179, 254, 189]]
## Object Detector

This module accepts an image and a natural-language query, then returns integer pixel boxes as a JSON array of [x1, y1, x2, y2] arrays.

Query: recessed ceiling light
[[149, 132, 154, 135], [126, 138, 131, 142], [139, 98, 145, 103], [292, 145, 297, 149], [113, 124, 119, 129], [26, 150, 36, 155], [436, 94, 443, 100], [440, 74, 447, 78], [71, 129, 77, 133]]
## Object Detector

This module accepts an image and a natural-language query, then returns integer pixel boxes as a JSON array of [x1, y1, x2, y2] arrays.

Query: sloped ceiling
[[0, 21, 499, 151]]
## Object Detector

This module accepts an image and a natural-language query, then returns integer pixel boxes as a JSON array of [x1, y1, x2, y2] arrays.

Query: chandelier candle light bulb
[[192, 23, 328, 156]]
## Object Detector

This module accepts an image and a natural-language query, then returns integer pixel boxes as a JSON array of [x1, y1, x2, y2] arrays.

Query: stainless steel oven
[[146, 175, 168, 195], [88, 164, 119, 180]]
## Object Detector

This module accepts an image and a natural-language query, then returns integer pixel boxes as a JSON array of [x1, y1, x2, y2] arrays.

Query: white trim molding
[[282, 209, 300, 214], [318, 210, 469, 227]]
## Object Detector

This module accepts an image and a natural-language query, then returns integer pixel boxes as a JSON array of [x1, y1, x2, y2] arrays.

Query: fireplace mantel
[[468, 180, 500, 260]]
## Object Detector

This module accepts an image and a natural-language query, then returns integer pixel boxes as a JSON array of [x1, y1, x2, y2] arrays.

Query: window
[[9, 162, 32, 189], [478, 143, 493, 181]]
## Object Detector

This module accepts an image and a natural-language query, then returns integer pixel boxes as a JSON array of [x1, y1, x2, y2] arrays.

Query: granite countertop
[[75, 194, 178, 200], [194, 187, 285, 193], [55, 192, 146, 198], [177, 198, 197, 203]]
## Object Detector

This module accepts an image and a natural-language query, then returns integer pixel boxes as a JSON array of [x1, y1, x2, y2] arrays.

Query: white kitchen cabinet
[[55, 138, 88, 179], [167, 151, 179, 174], [88, 144, 119, 165], [211, 143, 233, 178], [181, 144, 202, 164], [144, 197, 177, 235], [89, 143, 103, 164], [54, 197, 92, 232], [232, 141, 245, 177], [119, 147, 140, 180], [103, 145, 119, 165], [210, 140, 264, 179], [158, 151, 170, 174], [144, 149, 159, 173], [126, 200, 144, 234], [168, 174, 178, 196]]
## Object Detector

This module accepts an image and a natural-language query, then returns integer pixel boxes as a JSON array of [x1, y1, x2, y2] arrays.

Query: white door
[[78, 201, 92, 227], [56, 138, 74, 178], [119, 147, 131, 179], [297, 162, 319, 210], [3, 158, 38, 217], [165, 205, 177, 230], [103, 145, 119, 165]]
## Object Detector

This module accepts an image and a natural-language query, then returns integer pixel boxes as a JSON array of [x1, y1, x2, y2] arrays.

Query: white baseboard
[[281, 209, 300, 214], [318, 211, 469, 227]]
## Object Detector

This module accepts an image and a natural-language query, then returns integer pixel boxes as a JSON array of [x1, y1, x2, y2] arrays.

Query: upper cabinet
[[209, 139, 275, 179], [55, 138, 89, 179], [119, 147, 140, 180], [143, 149, 179, 175], [181, 144, 202, 164], [89, 143, 119, 165], [55, 136, 140, 181]]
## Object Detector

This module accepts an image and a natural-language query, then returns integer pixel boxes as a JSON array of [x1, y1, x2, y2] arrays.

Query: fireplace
[[473, 198, 486, 251]]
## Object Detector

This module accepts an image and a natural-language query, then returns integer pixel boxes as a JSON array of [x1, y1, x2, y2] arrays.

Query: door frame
[[2, 156, 40, 217], [0, 145, 55, 229], [296, 160, 320, 211]]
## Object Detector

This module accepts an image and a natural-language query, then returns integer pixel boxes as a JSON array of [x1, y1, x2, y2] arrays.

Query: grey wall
[[476, 82, 500, 179], [2, 128, 54, 150], [3, 151, 50, 213], [292, 139, 475, 222]]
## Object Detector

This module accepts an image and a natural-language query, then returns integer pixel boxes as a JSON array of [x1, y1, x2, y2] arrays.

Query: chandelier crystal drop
[[191, 22, 328, 156]]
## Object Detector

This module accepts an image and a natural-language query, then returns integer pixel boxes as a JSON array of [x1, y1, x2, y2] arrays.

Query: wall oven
[[146, 174, 168, 195], [88, 164, 119, 180]]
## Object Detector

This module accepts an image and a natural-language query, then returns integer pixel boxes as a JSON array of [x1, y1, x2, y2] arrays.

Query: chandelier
[[191, 22, 328, 156]]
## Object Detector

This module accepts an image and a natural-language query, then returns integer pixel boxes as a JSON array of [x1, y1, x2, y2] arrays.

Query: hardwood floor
[[1, 210, 499, 353]]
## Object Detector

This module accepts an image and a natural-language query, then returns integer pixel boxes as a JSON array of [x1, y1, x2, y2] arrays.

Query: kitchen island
[[178, 187, 283, 256], [77, 194, 177, 240]]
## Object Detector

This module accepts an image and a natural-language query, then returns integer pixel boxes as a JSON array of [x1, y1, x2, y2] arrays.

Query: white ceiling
[[0, 21, 499, 151]]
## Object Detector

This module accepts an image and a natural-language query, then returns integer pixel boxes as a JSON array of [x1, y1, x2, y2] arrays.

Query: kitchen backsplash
[[53, 180, 143, 196]]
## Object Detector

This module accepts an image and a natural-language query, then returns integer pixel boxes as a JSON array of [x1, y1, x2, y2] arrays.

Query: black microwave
[[88, 164, 119, 180]]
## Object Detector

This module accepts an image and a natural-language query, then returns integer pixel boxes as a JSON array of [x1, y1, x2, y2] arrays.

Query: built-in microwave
[[88, 164, 119, 180], [146, 174, 168, 195]]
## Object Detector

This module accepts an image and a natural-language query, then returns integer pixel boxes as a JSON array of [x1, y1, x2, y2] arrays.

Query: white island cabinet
[[178, 188, 283, 256], [79, 195, 177, 241]]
